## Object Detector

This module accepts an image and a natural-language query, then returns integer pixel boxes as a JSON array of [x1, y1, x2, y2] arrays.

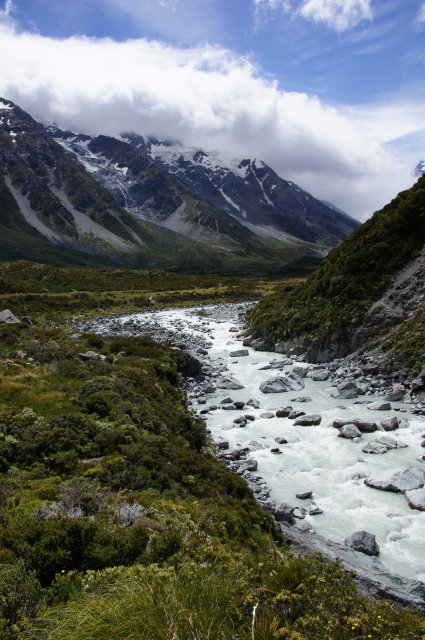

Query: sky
[[0, 0, 424, 219]]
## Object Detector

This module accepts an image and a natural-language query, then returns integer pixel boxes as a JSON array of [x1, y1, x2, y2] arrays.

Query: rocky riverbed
[[80, 302, 425, 607]]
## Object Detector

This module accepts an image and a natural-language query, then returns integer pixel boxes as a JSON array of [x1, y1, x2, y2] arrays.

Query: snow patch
[[0, 100, 13, 111]]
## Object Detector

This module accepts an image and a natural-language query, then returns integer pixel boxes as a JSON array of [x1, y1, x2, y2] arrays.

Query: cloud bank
[[0, 22, 423, 219]]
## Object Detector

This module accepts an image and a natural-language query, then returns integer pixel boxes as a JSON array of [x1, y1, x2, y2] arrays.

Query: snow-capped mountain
[[414, 159, 425, 177], [50, 128, 359, 248]]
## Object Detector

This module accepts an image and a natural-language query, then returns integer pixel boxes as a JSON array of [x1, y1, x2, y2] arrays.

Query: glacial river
[[91, 304, 425, 586]]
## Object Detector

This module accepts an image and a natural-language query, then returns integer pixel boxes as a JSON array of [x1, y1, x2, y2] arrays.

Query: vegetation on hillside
[[0, 265, 423, 638], [248, 175, 425, 362]]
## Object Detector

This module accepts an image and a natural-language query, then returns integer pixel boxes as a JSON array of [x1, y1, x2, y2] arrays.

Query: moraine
[[81, 302, 425, 599]]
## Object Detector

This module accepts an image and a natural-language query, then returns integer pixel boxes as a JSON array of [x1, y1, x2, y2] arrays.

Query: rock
[[292, 365, 310, 378], [21, 315, 35, 325], [338, 424, 362, 439], [239, 459, 258, 473], [259, 358, 293, 370], [333, 417, 377, 433], [78, 351, 107, 361], [229, 349, 249, 357], [296, 490, 313, 500], [411, 377, 425, 392], [274, 503, 295, 524], [275, 437, 288, 444], [290, 396, 312, 403], [365, 468, 424, 493], [362, 362, 381, 375], [381, 416, 399, 431], [260, 373, 305, 394], [362, 441, 389, 455], [309, 504, 323, 515], [204, 384, 216, 394], [297, 521, 314, 532], [331, 381, 358, 400], [220, 398, 234, 404], [233, 416, 247, 425], [217, 440, 229, 450], [385, 383, 406, 402], [260, 412, 274, 419], [222, 404, 237, 411], [196, 347, 208, 355], [376, 435, 407, 449], [0, 309, 20, 324], [405, 488, 425, 510], [270, 447, 282, 454], [293, 507, 306, 519], [246, 399, 260, 409], [234, 401, 246, 409], [276, 406, 293, 417], [311, 369, 330, 381], [288, 409, 306, 419], [367, 401, 391, 411], [294, 414, 322, 426], [345, 531, 379, 556], [216, 376, 245, 390]]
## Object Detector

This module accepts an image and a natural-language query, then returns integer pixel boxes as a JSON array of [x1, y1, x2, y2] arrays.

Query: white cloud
[[0, 23, 423, 220], [416, 2, 425, 27], [255, 0, 372, 32]]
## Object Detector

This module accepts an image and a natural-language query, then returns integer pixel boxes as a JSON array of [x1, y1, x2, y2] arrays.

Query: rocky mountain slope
[[55, 128, 358, 247], [248, 174, 425, 382], [0, 97, 320, 273]]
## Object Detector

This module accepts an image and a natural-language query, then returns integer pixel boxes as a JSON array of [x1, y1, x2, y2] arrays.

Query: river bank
[[80, 301, 425, 608]]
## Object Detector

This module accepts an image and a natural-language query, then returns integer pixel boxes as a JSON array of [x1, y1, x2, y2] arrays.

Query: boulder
[[290, 396, 312, 403], [376, 435, 407, 449], [222, 404, 237, 411], [275, 437, 288, 444], [220, 398, 234, 404], [229, 349, 249, 357], [311, 369, 330, 381], [233, 416, 247, 425], [385, 383, 406, 402], [367, 401, 391, 411], [333, 418, 377, 433], [260, 358, 293, 370], [309, 504, 323, 515], [405, 488, 425, 511], [365, 468, 424, 493], [246, 399, 260, 408], [217, 440, 229, 450], [274, 503, 295, 524], [234, 401, 246, 409], [260, 412, 274, 419], [331, 381, 358, 399], [78, 351, 106, 361], [296, 490, 313, 500], [361, 362, 381, 375], [338, 424, 362, 439], [381, 416, 399, 431], [288, 409, 305, 419], [216, 376, 245, 390], [294, 414, 322, 426], [292, 365, 309, 378], [345, 531, 379, 556], [239, 459, 258, 473], [260, 373, 305, 394], [276, 406, 293, 417], [362, 441, 389, 455], [0, 309, 20, 324]]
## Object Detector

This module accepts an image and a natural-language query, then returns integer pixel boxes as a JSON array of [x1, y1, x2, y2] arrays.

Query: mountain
[[414, 159, 425, 177], [122, 134, 359, 246], [248, 174, 425, 377], [0, 98, 319, 274]]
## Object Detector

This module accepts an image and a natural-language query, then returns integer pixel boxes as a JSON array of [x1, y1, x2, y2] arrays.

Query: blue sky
[[1, 0, 425, 218]]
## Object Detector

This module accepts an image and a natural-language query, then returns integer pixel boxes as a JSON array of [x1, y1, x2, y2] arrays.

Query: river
[[83, 302, 425, 596]]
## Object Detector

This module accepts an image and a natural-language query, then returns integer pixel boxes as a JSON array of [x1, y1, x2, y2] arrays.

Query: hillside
[[248, 174, 425, 375]]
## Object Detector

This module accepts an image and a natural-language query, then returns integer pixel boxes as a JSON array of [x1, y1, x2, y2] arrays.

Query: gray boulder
[[294, 414, 322, 426], [333, 417, 377, 433], [296, 490, 313, 500], [290, 396, 312, 403], [260, 373, 304, 394], [362, 441, 389, 455], [0, 309, 20, 324], [288, 409, 306, 419], [229, 349, 249, 357], [292, 365, 309, 378], [338, 424, 362, 439], [260, 412, 274, 419], [367, 401, 391, 411], [385, 383, 406, 402], [309, 504, 323, 515], [274, 503, 295, 524], [381, 416, 399, 431], [331, 381, 358, 399], [276, 406, 293, 417], [376, 435, 407, 449], [311, 369, 330, 381], [345, 530, 379, 556], [239, 459, 258, 473], [78, 351, 106, 361], [216, 376, 245, 390], [260, 358, 293, 370], [405, 488, 425, 511], [365, 468, 424, 493]]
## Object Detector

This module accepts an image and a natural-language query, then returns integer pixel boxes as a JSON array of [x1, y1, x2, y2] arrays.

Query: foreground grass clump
[[29, 556, 425, 640], [248, 175, 425, 363]]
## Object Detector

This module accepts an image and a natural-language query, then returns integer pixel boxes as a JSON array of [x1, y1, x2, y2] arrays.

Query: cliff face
[[248, 175, 425, 376]]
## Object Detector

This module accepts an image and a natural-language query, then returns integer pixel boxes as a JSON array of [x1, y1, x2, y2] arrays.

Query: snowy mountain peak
[[414, 159, 425, 177]]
